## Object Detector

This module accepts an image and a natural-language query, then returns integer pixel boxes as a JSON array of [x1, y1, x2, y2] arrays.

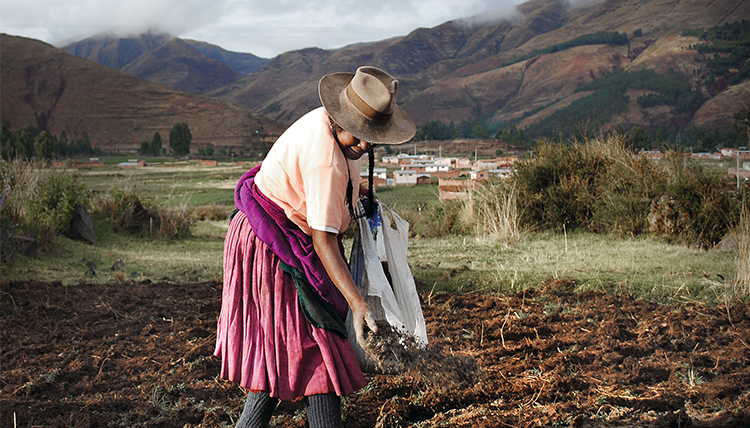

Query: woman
[[214, 66, 416, 428]]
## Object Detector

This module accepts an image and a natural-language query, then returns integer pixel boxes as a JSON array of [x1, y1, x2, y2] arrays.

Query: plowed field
[[2, 278, 749, 427]]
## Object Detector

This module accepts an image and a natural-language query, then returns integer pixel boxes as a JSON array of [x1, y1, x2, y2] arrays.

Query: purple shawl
[[234, 165, 348, 318]]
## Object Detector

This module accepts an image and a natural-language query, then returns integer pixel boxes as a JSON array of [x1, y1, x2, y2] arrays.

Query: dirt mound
[[363, 319, 479, 384], [1, 277, 749, 427]]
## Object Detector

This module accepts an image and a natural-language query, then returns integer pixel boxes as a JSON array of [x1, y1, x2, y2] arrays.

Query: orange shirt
[[255, 107, 360, 236]]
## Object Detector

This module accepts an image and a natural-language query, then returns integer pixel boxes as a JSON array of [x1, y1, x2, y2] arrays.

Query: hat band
[[346, 85, 393, 122]]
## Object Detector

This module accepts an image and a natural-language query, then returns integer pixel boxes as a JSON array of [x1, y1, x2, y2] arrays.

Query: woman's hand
[[312, 229, 379, 345], [349, 299, 378, 347]]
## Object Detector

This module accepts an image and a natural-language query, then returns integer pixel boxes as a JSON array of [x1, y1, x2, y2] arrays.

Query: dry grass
[[463, 179, 521, 245], [733, 201, 750, 298]]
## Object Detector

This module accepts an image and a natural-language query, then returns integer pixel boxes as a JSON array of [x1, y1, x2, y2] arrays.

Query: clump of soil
[[363, 320, 479, 388]]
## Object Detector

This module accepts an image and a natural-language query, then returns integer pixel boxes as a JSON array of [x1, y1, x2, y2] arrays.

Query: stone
[[1, 228, 13, 261], [70, 204, 97, 245], [13, 234, 38, 258], [111, 259, 125, 271]]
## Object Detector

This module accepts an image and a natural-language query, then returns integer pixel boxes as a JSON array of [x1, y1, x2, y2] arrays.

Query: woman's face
[[335, 128, 375, 160]]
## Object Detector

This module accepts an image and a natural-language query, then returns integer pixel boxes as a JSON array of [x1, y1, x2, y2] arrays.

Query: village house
[[476, 159, 499, 170], [360, 168, 388, 188], [435, 157, 455, 167], [498, 156, 518, 167], [118, 159, 146, 168], [639, 150, 664, 160], [691, 152, 722, 160], [470, 169, 489, 181], [438, 178, 480, 201], [488, 168, 514, 179], [720, 148, 750, 159], [394, 170, 417, 186], [401, 163, 450, 173], [51, 158, 105, 168], [393, 170, 431, 186]]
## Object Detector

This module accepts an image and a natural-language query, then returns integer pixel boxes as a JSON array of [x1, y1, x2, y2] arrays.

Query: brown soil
[[2, 278, 749, 427]]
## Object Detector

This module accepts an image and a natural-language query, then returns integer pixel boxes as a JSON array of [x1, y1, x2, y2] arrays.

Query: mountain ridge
[[1, 34, 284, 153], [61, 32, 269, 94], [206, 0, 749, 139], [4, 0, 750, 150]]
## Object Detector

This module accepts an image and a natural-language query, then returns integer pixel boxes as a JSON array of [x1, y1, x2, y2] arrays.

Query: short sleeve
[[304, 164, 349, 234]]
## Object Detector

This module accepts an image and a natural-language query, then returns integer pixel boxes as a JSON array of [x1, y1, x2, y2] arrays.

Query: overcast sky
[[0, 0, 531, 58]]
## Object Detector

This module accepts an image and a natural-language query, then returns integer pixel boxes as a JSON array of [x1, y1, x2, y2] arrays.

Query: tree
[[1, 122, 15, 160], [733, 104, 750, 143], [471, 124, 487, 139], [140, 141, 150, 155], [628, 126, 650, 149], [54, 130, 69, 158], [15, 127, 36, 159], [150, 132, 162, 156], [169, 122, 192, 157], [34, 131, 54, 160]]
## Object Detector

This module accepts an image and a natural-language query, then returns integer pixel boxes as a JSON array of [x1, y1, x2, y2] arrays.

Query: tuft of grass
[[150, 385, 170, 416], [677, 361, 705, 387], [735, 200, 750, 298], [463, 178, 521, 245]]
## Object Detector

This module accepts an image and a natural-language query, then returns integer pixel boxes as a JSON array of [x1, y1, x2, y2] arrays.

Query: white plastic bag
[[347, 201, 428, 370]]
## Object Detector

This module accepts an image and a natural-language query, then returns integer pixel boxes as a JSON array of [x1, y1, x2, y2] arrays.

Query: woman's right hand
[[312, 229, 379, 346]]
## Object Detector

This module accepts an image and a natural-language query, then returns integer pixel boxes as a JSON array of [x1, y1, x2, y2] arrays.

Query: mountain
[[183, 39, 268, 75], [62, 33, 269, 94], [120, 38, 242, 94], [0, 34, 285, 153], [208, 0, 750, 138], [61, 32, 172, 70]]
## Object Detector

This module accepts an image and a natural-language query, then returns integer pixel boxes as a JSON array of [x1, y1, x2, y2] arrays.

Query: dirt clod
[[363, 320, 479, 387]]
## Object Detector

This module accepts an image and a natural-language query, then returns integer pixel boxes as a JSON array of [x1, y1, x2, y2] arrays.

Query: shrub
[[399, 201, 469, 238], [513, 134, 740, 247], [0, 160, 89, 251], [90, 187, 192, 239], [656, 155, 740, 247]]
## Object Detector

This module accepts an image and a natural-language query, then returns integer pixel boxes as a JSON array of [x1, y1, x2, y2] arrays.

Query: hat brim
[[319, 72, 416, 145]]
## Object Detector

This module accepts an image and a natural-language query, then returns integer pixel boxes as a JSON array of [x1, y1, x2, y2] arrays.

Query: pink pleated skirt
[[214, 211, 366, 400]]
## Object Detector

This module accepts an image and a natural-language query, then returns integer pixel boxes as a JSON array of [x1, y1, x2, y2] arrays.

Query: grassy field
[[76, 160, 252, 208], [2, 160, 743, 305], [3, 212, 737, 306]]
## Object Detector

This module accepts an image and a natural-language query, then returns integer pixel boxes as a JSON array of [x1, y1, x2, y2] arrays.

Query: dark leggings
[[236, 391, 343, 428]]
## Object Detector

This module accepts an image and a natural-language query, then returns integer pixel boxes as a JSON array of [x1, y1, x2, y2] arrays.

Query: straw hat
[[319, 66, 416, 145]]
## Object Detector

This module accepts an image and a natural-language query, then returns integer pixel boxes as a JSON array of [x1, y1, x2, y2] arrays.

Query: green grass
[[375, 184, 441, 211], [3, 217, 738, 305], [408, 230, 737, 304], [77, 161, 253, 208], [1, 218, 227, 285]]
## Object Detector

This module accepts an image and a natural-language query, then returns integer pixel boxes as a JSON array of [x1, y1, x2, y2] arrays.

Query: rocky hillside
[[210, 0, 750, 137], [0, 35, 284, 153], [62, 32, 268, 94]]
